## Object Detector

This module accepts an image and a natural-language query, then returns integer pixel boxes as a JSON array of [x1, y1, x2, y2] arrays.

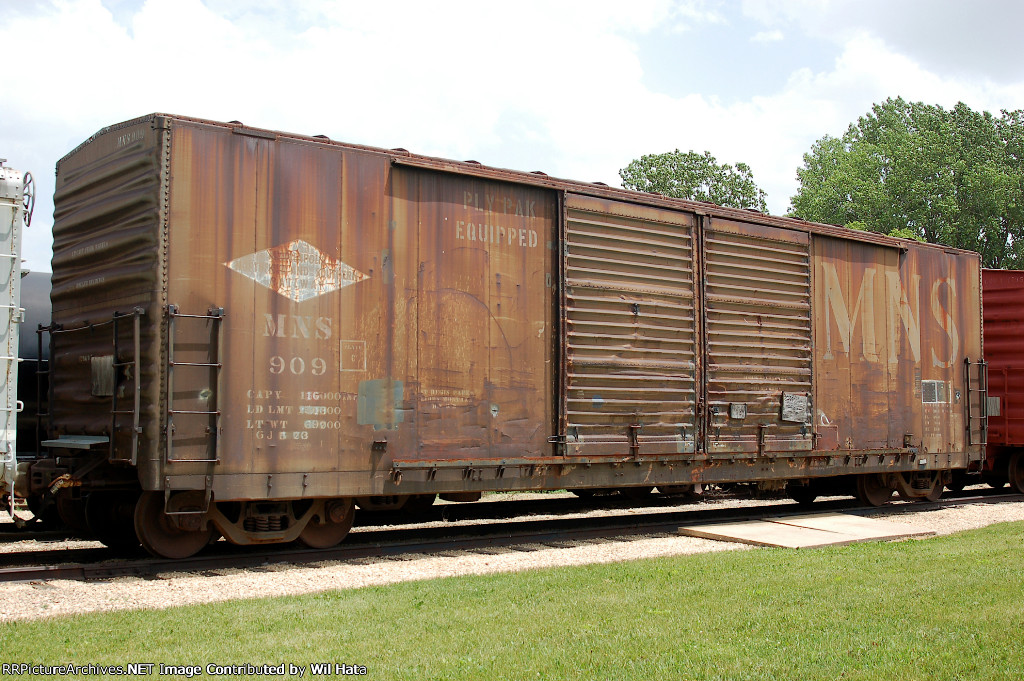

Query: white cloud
[[3, 0, 1024, 272], [741, 0, 1024, 82], [751, 29, 784, 43], [664, 0, 728, 32]]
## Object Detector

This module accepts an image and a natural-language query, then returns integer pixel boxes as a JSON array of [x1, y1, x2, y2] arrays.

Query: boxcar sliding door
[[563, 195, 698, 457], [702, 218, 814, 456]]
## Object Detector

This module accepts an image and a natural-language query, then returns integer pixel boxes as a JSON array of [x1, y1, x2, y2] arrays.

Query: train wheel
[[1009, 451, 1024, 494], [298, 499, 354, 549], [855, 474, 893, 507], [86, 491, 141, 550], [135, 491, 214, 559], [56, 491, 89, 533]]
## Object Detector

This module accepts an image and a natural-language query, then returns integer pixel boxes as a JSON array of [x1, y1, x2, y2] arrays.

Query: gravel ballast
[[2, 493, 1022, 622]]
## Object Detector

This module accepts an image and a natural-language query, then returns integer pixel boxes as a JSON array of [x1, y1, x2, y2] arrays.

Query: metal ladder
[[110, 308, 144, 465], [37, 311, 143, 462], [964, 357, 989, 447], [0, 255, 24, 471], [165, 304, 225, 464], [35, 322, 51, 457]]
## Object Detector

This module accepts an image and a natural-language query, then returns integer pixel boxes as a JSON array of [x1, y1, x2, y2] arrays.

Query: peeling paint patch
[[357, 379, 404, 430], [226, 239, 368, 302]]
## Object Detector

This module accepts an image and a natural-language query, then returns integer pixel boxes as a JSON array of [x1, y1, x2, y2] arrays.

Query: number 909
[[269, 356, 327, 375]]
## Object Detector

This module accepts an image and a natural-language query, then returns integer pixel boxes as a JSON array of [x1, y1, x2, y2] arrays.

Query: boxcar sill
[[390, 449, 921, 470]]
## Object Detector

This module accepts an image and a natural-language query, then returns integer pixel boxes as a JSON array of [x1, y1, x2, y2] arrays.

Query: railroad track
[[0, 529, 72, 544], [1, 491, 1018, 584]]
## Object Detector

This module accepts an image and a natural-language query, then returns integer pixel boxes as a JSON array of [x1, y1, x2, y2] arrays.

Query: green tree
[[790, 97, 1024, 268], [620, 149, 768, 212]]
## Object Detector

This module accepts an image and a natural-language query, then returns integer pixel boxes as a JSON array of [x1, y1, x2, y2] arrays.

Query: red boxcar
[[981, 269, 1024, 492]]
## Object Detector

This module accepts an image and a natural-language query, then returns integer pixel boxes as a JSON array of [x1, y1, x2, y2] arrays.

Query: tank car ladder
[[165, 305, 224, 465], [964, 357, 989, 448], [0, 267, 23, 465]]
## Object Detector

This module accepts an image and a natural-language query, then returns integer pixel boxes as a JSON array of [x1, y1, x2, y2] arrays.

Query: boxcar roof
[[59, 113, 978, 259]]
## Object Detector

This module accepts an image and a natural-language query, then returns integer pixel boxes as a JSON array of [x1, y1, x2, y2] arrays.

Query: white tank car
[[0, 159, 32, 519]]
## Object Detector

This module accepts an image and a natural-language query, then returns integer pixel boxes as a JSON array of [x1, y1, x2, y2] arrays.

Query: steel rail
[[0, 492, 1019, 584]]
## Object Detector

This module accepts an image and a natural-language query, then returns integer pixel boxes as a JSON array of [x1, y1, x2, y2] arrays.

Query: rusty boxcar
[[980, 269, 1024, 492], [19, 114, 987, 558]]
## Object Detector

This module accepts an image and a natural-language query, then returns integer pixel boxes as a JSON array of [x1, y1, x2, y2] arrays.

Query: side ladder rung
[[166, 305, 224, 466]]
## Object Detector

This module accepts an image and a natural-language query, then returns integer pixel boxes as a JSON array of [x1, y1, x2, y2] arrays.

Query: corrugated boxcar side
[[702, 217, 813, 455], [563, 194, 698, 456], [813, 237, 981, 461], [161, 120, 556, 499], [50, 116, 166, 461], [982, 268, 1024, 446]]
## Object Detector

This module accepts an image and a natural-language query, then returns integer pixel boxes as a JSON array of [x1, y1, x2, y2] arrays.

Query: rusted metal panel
[[164, 128, 373, 480], [982, 269, 1024, 446], [406, 170, 556, 460], [50, 116, 557, 499], [161, 123, 556, 489], [392, 155, 901, 249], [813, 237, 982, 459], [703, 218, 812, 454], [45, 113, 986, 506], [49, 116, 165, 468], [564, 194, 697, 455]]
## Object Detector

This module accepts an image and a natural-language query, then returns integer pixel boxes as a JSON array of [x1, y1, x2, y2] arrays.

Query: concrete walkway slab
[[678, 512, 935, 548]]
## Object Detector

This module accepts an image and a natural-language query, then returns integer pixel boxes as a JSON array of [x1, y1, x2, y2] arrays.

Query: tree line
[[620, 98, 1024, 269]]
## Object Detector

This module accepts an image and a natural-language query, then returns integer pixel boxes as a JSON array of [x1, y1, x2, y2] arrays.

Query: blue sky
[[3, 0, 1024, 272]]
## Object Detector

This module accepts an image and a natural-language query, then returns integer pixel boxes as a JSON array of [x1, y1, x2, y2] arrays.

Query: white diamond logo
[[226, 239, 369, 303]]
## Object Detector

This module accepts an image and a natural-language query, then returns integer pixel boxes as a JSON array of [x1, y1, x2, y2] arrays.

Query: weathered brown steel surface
[[45, 113, 985, 505], [161, 124, 556, 490], [564, 194, 697, 456], [703, 217, 812, 454], [401, 169, 555, 461], [813, 237, 981, 458], [50, 116, 164, 462]]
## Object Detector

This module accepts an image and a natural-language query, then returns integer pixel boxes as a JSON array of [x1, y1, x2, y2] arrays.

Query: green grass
[[3, 522, 1024, 680]]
